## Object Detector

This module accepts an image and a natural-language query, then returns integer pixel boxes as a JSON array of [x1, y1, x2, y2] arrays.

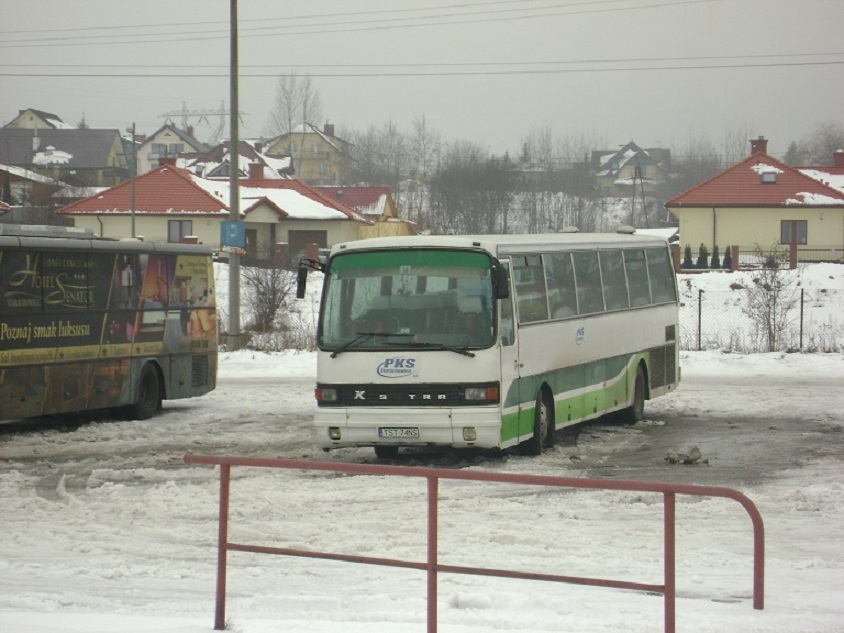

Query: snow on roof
[[800, 168, 844, 195], [32, 146, 72, 165], [751, 163, 784, 174]]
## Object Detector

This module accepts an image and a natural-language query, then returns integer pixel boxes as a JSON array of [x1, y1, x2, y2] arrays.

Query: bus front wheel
[[374, 445, 399, 459], [132, 363, 162, 420], [523, 390, 554, 456]]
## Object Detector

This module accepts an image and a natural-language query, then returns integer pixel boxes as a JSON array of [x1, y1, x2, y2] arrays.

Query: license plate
[[378, 427, 420, 439]]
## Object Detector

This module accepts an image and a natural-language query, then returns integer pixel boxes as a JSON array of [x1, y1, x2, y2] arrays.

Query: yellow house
[[265, 122, 353, 186], [666, 138, 844, 264]]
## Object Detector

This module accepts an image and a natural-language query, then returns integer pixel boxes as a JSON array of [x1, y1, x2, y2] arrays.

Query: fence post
[[789, 243, 797, 269], [697, 289, 703, 351], [427, 477, 439, 633], [730, 245, 739, 272], [664, 492, 676, 633], [799, 288, 805, 351], [215, 464, 231, 631]]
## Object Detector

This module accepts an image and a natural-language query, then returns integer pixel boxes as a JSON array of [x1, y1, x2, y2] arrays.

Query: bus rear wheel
[[621, 365, 646, 425], [131, 363, 162, 420]]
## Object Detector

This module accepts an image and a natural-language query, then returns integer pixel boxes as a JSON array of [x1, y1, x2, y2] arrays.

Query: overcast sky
[[2, 0, 842, 159]]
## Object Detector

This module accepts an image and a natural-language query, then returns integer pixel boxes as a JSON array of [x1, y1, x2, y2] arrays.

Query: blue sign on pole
[[220, 221, 245, 247]]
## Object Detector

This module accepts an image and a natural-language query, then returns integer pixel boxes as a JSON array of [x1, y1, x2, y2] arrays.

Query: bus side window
[[513, 255, 548, 323], [624, 250, 651, 307], [600, 250, 629, 311], [572, 251, 604, 315], [646, 248, 677, 303], [545, 252, 577, 318]]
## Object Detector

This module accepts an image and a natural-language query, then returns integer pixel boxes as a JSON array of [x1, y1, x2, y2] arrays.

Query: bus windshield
[[319, 249, 496, 351]]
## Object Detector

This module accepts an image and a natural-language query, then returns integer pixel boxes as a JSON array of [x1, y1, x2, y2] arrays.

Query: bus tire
[[523, 390, 553, 456], [622, 365, 647, 425], [132, 363, 162, 420], [374, 445, 399, 459]]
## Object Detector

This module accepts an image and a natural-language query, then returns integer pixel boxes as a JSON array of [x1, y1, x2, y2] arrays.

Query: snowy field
[[2, 348, 843, 633]]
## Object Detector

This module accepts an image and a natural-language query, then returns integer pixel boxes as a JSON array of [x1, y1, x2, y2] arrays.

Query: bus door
[[497, 260, 522, 446]]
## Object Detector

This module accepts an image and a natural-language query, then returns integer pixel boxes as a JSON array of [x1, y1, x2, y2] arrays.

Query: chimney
[[750, 136, 768, 155], [255, 141, 263, 154], [158, 156, 177, 166], [187, 125, 194, 138], [834, 149, 844, 168], [248, 162, 264, 180], [323, 121, 335, 137]]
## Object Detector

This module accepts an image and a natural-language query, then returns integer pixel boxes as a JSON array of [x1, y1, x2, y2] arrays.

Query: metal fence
[[679, 286, 844, 353], [184, 453, 765, 633]]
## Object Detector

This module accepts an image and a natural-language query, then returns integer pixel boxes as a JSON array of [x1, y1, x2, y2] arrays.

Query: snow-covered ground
[[2, 346, 843, 633]]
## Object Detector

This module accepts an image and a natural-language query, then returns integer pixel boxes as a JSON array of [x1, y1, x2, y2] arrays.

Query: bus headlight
[[328, 427, 342, 440], [463, 384, 499, 403], [462, 427, 477, 442]]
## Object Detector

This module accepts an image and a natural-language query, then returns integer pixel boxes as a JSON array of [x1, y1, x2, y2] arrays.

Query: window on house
[[151, 143, 167, 156], [168, 220, 193, 243], [781, 220, 807, 245], [169, 143, 185, 154]]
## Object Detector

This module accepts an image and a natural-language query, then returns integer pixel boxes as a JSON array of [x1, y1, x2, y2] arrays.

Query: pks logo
[[377, 357, 417, 378], [575, 326, 586, 346]]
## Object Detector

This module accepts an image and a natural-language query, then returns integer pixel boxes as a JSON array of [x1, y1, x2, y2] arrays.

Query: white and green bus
[[297, 230, 679, 458]]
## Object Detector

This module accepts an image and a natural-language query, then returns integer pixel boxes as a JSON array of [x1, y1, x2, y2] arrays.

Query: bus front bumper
[[313, 408, 504, 451]]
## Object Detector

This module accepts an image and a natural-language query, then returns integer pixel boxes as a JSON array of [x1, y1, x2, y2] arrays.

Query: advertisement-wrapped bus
[[0, 224, 217, 421], [298, 230, 679, 458]]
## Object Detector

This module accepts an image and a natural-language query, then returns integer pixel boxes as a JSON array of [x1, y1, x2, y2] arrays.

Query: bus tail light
[[316, 387, 338, 403], [463, 384, 499, 403]]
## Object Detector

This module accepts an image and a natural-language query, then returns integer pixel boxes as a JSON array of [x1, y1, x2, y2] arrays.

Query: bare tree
[[347, 120, 408, 192], [265, 73, 324, 143], [801, 121, 844, 165], [745, 247, 798, 352], [242, 265, 297, 333], [405, 116, 440, 227]]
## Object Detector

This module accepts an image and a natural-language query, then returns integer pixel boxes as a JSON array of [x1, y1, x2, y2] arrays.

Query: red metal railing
[[183, 454, 765, 633]]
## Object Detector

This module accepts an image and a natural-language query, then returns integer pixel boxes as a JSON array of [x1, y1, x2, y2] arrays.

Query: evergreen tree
[[696, 243, 709, 269], [722, 246, 733, 270], [710, 245, 720, 269], [682, 244, 694, 269]]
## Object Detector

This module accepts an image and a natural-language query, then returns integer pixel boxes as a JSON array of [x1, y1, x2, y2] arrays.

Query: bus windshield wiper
[[330, 331, 413, 358], [400, 341, 476, 357]]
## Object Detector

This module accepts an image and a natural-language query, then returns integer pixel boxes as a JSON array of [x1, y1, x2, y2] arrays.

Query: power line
[[4, 51, 843, 70], [2, 59, 841, 79], [0, 0, 720, 48]]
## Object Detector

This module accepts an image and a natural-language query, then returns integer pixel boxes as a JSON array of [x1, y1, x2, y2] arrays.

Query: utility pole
[[129, 122, 136, 238], [227, 0, 242, 350]]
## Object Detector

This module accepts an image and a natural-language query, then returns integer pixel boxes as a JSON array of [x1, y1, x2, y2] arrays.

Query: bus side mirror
[[296, 265, 308, 299], [493, 265, 510, 299]]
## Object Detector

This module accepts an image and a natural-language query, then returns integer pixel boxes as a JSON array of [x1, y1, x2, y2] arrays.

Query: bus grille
[[319, 383, 468, 407], [648, 345, 676, 389], [192, 355, 209, 388]]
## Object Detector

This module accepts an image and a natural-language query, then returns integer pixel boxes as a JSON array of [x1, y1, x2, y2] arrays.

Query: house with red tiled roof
[[315, 185, 415, 237], [56, 162, 371, 263], [665, 137, 844, 264]]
